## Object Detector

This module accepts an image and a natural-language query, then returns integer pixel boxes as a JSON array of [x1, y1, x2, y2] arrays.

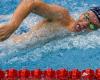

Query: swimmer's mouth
[[74, 24, 87, 32]]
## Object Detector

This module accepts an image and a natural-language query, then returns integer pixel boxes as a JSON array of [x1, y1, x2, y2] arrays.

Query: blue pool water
[[0, 0, 100, 70]]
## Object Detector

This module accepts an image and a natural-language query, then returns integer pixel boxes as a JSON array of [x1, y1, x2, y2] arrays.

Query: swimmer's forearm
[[31, 1, 75, 27], [10, 0, 34, 30]]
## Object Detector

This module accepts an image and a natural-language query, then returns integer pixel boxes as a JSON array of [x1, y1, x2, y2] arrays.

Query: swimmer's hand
[[0, 24, 14, 41]]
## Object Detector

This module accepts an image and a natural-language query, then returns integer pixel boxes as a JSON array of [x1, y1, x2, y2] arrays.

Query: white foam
[[0, 12, 100, 52]]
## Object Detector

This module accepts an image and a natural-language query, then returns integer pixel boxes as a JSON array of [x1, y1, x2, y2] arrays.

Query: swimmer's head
[[74, 11, 100, 32]]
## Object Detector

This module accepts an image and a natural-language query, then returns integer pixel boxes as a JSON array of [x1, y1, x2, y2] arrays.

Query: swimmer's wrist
[[9, 21, 20, 30], [7, 23, 17, 34]]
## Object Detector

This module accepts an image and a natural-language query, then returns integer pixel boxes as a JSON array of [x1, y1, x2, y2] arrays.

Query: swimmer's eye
[[84, 13, 90, 21], [84, 13, 98, 30]]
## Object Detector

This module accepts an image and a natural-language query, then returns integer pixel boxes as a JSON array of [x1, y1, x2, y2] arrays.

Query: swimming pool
[[0, 0, 100, 71]]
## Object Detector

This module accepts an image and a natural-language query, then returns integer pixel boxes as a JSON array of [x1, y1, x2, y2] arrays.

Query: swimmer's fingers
[[0, 31, 10, 41]]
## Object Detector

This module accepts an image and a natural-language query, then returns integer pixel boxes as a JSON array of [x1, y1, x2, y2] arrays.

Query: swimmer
[[0, 0, 100, 42]]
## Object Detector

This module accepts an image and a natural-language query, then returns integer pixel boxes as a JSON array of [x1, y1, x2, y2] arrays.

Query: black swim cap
[[90, 7, 100, 22]]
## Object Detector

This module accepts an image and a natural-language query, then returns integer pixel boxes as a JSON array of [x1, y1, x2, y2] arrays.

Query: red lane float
[[82, 68, 95, 80], [31, 69, 42, 80], [96, 68, 100, 80], [43, 68, 56, 80], [0, 68, 100, 80], [6, 69, 18, 80], [69, 69, 81, 80], [0, 69, 5, 79], [56, 68, 68, 80], [18, 69, 30, 80]]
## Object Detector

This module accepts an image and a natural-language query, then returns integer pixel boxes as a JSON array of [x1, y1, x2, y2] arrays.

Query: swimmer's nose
[[74, 24, 82, 32], [74, 24, 87, 32], [77, 21, 88, 30]]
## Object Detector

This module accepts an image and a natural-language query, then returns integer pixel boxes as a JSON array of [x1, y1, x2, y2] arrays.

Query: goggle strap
[[84, 13, 98, 30], [84, 13, 90, 21]]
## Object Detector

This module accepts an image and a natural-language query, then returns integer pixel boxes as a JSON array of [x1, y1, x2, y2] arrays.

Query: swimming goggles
[[83, 13, 98, 30]]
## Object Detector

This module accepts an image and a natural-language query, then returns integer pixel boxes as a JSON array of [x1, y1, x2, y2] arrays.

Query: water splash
[[0, 0, 100, 70]]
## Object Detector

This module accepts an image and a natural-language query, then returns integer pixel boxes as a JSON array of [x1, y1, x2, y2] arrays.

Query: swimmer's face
[[75, 11, 100, 32], [75, 13, 89, 32]]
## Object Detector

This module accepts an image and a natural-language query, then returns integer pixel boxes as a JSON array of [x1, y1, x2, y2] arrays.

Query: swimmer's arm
[[0, 0, 35, 41], [32, 1, 71, 21], [32, 1, 60, 20], [31, 1, 76, 30]]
